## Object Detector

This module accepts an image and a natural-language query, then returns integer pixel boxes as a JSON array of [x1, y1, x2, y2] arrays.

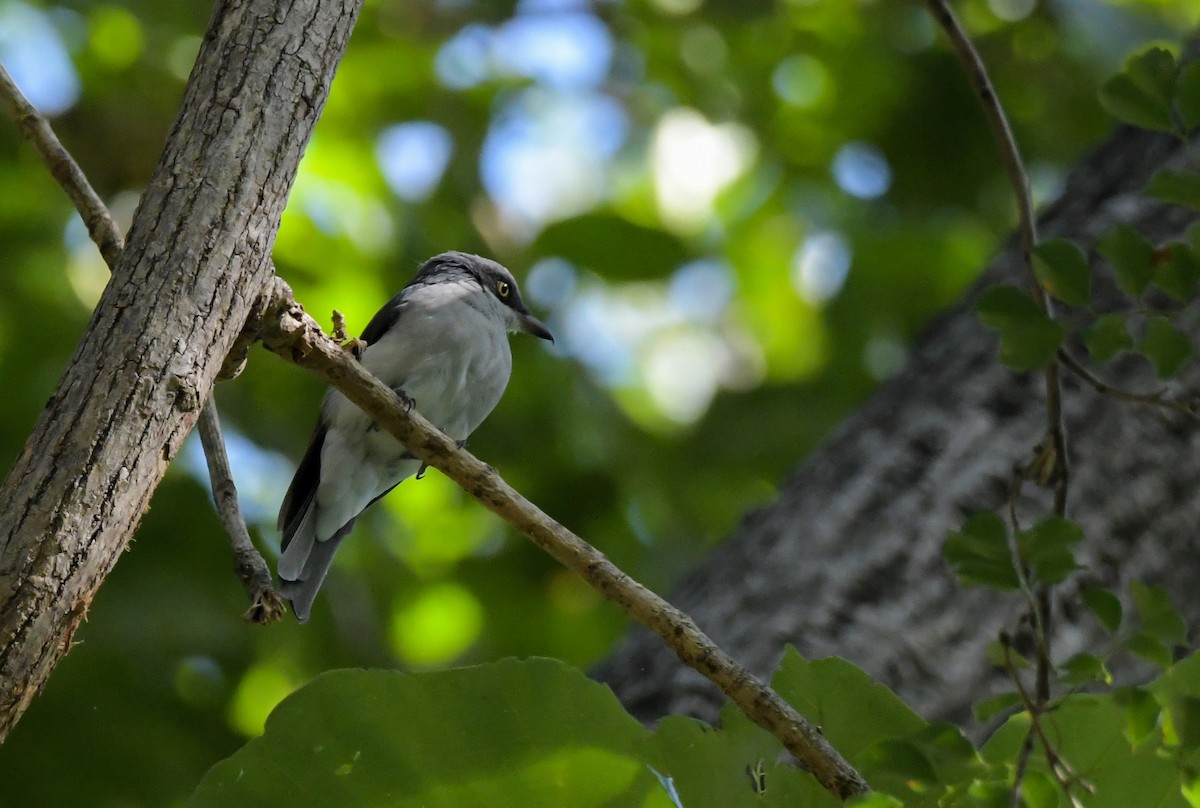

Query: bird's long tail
[[278, 501, 354, 622]]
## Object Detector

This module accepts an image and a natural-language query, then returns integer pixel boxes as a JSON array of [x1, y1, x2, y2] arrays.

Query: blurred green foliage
[[0, 0, 1196, 804]]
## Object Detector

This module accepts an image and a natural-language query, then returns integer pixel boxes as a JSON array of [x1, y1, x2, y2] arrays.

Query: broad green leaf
[[1099, 48, 1178, 133], [1140, 316, 1194, 379], [1017, 515, 1083, 585], [1125, 47, 1177, 107], [771, 648, 927, 763], [944, 512, 1020, 590], [642, 707, 833, 808], [1132, 581, 1188, 645], [1100, 73, 1175, 131], [1060, 652, 1112, 686], [1033, 238, 1092, 306], [973, 691, 1022, 723], [984, 694, 1185, 807], [1153, 242, 1200, 300], [1176, 62, 1200, 130], [189, 660, 661, 808], [1080, 584, 1123, 632], [1019, 770, 1058, 808], [985, 638, 1030, 670], [534, 214, 692, 280], [1099, 224, 1155, 297], [846, 794, 904, 808], [1127, 630, 1174, 670], [1084, 313, 1134, 362], [1113, 686, 1163, 746], [1146, 170, 1200, 211], [976, 285, 1063, 371], [1166, 696, 1200, 753]]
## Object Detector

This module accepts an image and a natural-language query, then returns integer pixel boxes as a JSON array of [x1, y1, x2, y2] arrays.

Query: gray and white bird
[[277, 251, 553, 621]]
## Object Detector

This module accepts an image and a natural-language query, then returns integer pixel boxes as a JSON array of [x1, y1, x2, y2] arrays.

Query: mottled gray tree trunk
[[599, 125, 1200, 731], [0, 0, 361, 740]]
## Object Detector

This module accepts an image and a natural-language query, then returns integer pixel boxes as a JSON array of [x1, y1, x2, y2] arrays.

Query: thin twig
[[1001, 637, 1090, 808], [197, 399, 286, 623], [0, 62, 123, 267], [1058, 347, 1199, 415], [259, 277, 871, 801], [0, 57, 281, 617], [924, 0, 1064, 708]]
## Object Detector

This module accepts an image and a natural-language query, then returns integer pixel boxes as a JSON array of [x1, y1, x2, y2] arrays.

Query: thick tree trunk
[[599, 125, 1200, 729], [0, 0, 361, 740]]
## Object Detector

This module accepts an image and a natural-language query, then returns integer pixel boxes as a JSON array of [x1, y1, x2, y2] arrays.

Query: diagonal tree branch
[[197, 399, 285, 624], [0, 55, 283, 623], [0, 63, 124, 268], [258, 277, 871, 801], [0, 0, 363, 741]]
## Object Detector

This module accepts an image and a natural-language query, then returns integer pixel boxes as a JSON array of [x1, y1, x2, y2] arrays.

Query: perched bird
[[277, 251, 553, 621]]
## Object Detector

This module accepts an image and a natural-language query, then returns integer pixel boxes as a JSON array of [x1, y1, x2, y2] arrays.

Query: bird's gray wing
[[357, 289, 408, 346], [277, 421, 326, 544]]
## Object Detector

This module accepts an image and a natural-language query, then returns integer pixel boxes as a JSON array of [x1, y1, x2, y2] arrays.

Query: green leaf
[[1100, 73, 1175, 132], [1019, 770, 1058, 808], [1032, 238, 1091, 306], [846, 794, 904, 808], [1099, 47, 1178, 133], [975, 286, 1063, 371], [1146, 169, 1200, 211], [1176, 62, 1200, 130], [1132, 581, 1188, 646], [973, 691, 1022, 723], [1017, 515, 1083, 585], [190, 660, 660, 808], [984, 693, 1180, 804], [1127, 630, 1174, 670], [1080, 584, 1123, 632], [944, 512, 1020, 590], [1060, 652, 1112, 686], [1167, 696, 1200, 753], [1153, 242, 1200, 300], [533, 214, 692, 280], [1083, 313, 1134, 362], [1126, 47, 1177, 106], [1113, 686, 1163, 746], [771, 648, 927, 762], [643, 706, 832, 808], [1140, 315, 1194, 379], [1099, 224, 1155, 297]]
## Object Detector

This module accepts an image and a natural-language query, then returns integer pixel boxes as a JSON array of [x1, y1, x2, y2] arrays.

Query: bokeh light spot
[[0, 3, 80, 115], [832, 141, 892, 199], [790, 230, 851, 304], [390, 583, 483, 667], [89, 6, 143, 70], [772, 54, 828, 108], [228, 662, 296, 737], [375, 122, 453, 201]]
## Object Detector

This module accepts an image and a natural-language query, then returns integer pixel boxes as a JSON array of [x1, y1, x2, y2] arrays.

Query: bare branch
[[197, 398, 285, 624], [259, 276, 870, 801], [0, 62, 123, 268], [924, 0, 1065, 709], [1057, 347, 1199, 416], [923, 0, 1070, 518]]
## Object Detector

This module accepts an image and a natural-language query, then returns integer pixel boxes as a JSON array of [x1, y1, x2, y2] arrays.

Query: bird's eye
[[496, 280, 511, 298]]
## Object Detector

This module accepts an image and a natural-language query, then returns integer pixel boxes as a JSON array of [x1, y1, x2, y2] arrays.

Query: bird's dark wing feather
[[357, 290, 407, 346], [277, 422, 326, 545]]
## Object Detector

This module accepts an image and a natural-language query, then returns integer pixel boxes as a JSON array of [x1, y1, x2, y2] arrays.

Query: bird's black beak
[[520, 313, 554, 342]]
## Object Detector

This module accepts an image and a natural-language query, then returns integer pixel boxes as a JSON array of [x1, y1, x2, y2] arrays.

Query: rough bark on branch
[[0, 0, 362, 740], [599, 123, 1200, 728]]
